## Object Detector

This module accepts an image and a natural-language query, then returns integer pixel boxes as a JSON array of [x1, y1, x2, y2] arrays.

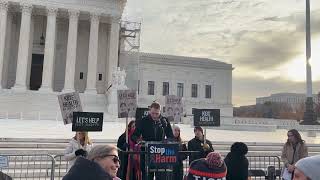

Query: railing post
[[50, 154, 56, 180], [266, 165, 276, 180]]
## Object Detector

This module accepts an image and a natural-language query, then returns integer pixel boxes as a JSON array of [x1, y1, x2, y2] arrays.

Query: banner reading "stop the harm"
[[147, 142, 179, 169]]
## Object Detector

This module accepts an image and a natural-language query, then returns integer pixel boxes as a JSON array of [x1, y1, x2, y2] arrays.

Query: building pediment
[[7, 0, 125, 18]]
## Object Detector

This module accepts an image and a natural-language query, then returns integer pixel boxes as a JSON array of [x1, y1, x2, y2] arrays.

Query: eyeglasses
[[103, 155, 120, 164]]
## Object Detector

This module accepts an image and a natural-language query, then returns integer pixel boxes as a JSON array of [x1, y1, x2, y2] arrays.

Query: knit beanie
[[295, 155, 320, 180], [187, 152, 227, 180], [206, 152, 224, 168]]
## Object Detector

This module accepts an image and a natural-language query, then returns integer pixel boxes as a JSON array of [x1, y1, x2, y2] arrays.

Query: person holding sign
[[131, 102, 174, 180], [64, 131, 93, 170], [117, 120, 139, 180], [188, 126, 214, 165]]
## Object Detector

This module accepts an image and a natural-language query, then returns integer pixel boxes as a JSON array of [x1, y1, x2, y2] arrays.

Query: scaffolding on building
[[120, 21, 141, 52], [118, 20, 142, 93]]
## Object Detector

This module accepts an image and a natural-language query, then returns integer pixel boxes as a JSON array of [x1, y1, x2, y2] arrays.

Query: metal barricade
[[0, 153, 281, 180], [0, 154, 55, 180], [182, 153, 281, 180], [53, 155, 69, 180], [247, 156, 281, 180]]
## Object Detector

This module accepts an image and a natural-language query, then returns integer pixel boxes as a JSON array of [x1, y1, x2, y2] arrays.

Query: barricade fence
[[0, 152, 282, 180], [0, 154, 55, 180]]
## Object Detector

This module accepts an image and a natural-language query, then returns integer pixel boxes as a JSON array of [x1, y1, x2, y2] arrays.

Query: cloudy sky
[[123, 0, 320, 106]]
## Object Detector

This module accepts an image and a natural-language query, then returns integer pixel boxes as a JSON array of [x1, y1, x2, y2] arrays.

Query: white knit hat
[[295, 155, 320, 180]]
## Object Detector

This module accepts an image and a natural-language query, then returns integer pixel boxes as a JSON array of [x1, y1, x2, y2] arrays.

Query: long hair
[[286, 129, 304, 144], [172, 125, 182, 142], [74, 132, 92, 145], [128, 120, 135, 130], [124, 120, 135, 134]]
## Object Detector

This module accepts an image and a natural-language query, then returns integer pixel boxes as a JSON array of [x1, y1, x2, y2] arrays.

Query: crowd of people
[[60, 102, 320, 180]]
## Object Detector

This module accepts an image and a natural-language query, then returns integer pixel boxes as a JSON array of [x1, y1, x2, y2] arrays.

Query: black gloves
[[75, 149, 87, 157]]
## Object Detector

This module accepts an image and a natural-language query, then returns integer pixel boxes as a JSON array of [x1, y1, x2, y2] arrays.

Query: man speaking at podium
[[131, 101, 174, 180]]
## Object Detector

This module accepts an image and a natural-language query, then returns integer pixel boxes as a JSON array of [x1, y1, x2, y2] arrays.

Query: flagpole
[[302, 0, 318, 124]]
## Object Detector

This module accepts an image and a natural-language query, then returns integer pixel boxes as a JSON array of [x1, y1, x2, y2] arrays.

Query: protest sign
[[147, 142, 179, 169], [193, 109, 220, 127], [165, 95, 183, 123], [118, 90, 137, 118], [135, 108, 149, 121], [135, 107, 149, 128], [58, 92, 82, 124], [72, 112, 104, 131]]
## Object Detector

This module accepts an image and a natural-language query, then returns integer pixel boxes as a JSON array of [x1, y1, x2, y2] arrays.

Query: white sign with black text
[[165, 95, 183, 123], [58, 92, 83, 125], [118, 90, 137, 118]]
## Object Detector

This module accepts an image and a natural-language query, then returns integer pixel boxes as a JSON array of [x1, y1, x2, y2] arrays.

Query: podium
[[144, 141, 179, 180]]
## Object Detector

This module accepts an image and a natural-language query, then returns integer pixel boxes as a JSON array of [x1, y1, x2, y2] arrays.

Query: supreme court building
[[0, 0, 126, 120], [0, 0, 125, 93], [0, 0, 233, 120]]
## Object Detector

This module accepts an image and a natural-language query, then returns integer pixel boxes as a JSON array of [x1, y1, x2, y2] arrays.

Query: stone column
[[39, 7, 58, 92], [13, 3, 32, 91], [86, 12, 100, 93], [0, 1, 8, 89], [63, 10, 79, 92], [107, 17, 120, 88]]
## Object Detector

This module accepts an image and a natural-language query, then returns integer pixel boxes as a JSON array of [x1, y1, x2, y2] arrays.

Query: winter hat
[[206, 152, 224, 168], [295, 155, 320, 180], [173, 125, 180, 131], [194, 126, 203, 133], [187, 152, 227, 180]]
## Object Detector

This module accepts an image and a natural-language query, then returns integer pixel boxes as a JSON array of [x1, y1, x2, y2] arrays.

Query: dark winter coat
[[0, 171, 12, 180], [188, 137, 214, 164], [131, 114, 174, 142], [62, 157, 113, 180], [173, 138, 188, 180], [117, 133, 128, 179], [224, 152, 249, 180]]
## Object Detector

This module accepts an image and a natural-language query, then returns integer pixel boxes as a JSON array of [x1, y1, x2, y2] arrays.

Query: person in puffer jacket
[[187, 152, 227, 180]]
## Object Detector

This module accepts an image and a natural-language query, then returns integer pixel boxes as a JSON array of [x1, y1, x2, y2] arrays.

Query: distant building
[[256, 93, 319, 109], [120, 52, 234, 117]]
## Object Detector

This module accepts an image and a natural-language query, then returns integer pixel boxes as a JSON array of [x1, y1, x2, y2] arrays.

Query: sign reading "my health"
[[147, 143, 179, 169]]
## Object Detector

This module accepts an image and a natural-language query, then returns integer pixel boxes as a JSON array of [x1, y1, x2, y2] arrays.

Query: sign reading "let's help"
[[72, 112, 104, 132]]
